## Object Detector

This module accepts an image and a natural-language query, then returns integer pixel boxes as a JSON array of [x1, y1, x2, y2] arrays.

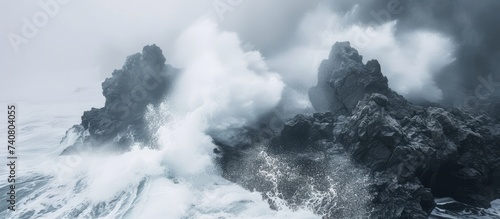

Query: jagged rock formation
[[301, 42, 500, 217], [309, 42, 410, 117], [61, 45, 178, 154], [60, 42, 500, 218], [218, 112, 373, 219], [220, 42, 500, 218]]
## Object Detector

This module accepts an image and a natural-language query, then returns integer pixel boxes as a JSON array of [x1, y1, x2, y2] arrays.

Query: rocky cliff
[[220, 42, 500, 218], [61, 45, 178, 154], [61, 42, 500, 218]]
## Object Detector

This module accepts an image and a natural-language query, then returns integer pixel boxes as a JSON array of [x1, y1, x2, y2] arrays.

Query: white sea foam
[[0, 19, 320, 219]]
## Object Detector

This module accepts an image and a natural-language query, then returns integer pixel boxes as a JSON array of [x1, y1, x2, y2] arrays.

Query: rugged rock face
[[218, 112, 373, 219], [60, 43, 499, 218], [220, 42, 500, 218], [268, 112, 335, 154], [310, 42, 500, 217], [62, 45, 178, 154], [310, 42, 387, 114]]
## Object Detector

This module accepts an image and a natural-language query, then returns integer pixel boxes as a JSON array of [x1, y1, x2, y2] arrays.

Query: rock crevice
[[305, 42, 500, 218]]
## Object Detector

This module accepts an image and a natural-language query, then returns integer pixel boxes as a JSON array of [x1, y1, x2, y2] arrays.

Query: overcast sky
[[1, 0, 498, 104]]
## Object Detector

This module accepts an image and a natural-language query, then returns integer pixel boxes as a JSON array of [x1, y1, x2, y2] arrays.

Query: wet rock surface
[[62, 45, 178, 154], [220, 42, 500, 218], [61, 43, 500, 218], [313, 42, 499, 218]]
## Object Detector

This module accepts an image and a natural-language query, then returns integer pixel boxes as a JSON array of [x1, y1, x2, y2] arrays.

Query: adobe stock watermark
[[40, 126, 86, 180], [211, 0, 244, 22], [462, 73, 500, 111], [7, 0, 72, 54], [38, 64, 165, 180], [262, 108, 285, 133], [108, 63, 167, 121], [311, 0, 404, 68], [351, 0, 403, 49], [50, 153, 84, 180]]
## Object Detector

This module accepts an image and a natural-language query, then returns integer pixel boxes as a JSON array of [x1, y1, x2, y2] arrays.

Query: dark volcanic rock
[[268, 112, 335, 154], [220, 42, 500, 218], [62, 45, 178, 154], [218, 113, 372, 218], [310, 42, 391, 115], [59, 42, 499, 218], [313, 42, 500, 218]]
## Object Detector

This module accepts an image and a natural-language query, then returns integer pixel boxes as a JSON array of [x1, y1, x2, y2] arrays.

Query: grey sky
[[1, 0, 498, 104]]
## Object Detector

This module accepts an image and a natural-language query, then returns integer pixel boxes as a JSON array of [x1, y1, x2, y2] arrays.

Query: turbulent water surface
[[0, 87, 318, 219], [1, 84, 499, 219]]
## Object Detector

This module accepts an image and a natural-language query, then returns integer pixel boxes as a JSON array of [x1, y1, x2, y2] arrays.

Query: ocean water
[[11, 81, 500, 219], [1, 67, 499, 219], [430, 198, 500, 219], [1, 87, 500, 219], [0, 87, 323, 219]]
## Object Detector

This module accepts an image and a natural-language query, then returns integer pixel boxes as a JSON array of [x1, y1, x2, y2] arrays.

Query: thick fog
[[2, 0, 499, 105]]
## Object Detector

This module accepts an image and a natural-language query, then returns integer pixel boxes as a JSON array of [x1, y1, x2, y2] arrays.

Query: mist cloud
[[322, 0, 500, 104], [267, 6, 455, 102], [2, 0, 498, 106]]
